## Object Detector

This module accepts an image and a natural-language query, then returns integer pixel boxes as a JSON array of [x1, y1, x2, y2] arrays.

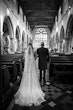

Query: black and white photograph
[[0, 0, 73, 110]]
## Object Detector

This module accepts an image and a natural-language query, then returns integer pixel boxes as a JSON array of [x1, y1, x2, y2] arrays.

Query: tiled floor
[[4, 74, 72, 110], [7, 78, 73, 110]]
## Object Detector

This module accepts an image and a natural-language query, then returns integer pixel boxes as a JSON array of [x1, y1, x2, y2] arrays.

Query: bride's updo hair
[[28, 42, 33, 55]]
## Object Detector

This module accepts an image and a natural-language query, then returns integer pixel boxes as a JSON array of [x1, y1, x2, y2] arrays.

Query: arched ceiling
[[17, 0, 62, 31]]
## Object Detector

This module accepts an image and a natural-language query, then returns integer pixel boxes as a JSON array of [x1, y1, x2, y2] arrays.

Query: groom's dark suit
[[37, 44, 49, 84]]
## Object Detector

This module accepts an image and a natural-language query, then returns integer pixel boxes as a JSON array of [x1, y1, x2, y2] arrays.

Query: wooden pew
[[2, 65, 10, 95], [1, 53, 24, 76], [2, 64, 21, 110], [50, 54, 73, 81], [1, 54, 24, 109], [2, 61, 18, 83]]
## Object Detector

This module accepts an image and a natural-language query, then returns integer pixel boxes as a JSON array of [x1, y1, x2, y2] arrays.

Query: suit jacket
[[37, 47, 49, 70]]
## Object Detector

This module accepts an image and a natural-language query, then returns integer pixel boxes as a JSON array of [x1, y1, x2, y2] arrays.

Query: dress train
[[14, 46, 46, 106]]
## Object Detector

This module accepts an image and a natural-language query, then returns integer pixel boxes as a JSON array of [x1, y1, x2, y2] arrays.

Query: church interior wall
[[0, 0, 27, 54], [51, 0, 73, 53]]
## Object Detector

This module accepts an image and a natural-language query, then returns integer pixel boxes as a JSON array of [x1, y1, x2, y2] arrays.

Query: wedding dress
[[14, 45, 45, 106]]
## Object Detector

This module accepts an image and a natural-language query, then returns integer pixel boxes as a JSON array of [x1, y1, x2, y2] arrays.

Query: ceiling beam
[[30, 24, 52, 26], [24, 10, 56, 18], [29, 20, 53, 23], [27, 18, 54, 23], [24, 9, 57, 13], [27, 16, 54, 19], [29, 21, 52, 26]]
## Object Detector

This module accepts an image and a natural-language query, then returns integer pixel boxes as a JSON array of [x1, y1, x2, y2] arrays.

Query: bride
[[14, 43, 46, 106]]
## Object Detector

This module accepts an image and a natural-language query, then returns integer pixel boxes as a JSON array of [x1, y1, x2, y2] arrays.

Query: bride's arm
[[34, 50, 38, 60]]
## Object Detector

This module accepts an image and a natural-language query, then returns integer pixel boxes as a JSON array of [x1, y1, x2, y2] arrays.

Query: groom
[[36, 42, 49, 85]]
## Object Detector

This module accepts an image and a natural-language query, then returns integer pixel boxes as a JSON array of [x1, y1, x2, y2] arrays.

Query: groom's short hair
[[28, 42, 33, 49], [28, 42, 32, 45], [41, 42, 44, 47]]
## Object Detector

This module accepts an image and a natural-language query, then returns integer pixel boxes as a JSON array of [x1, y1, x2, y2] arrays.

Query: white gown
[[14, 46, 45, 106]]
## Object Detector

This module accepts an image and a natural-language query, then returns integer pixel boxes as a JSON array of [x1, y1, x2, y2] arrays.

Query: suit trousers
[[40, 70, 46, 84]]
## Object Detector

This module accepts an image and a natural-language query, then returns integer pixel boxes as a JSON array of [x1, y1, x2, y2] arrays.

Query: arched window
[[60, 26, 64, 41], [15, 26, 21, 52], [34, 27, 48, 48], [22, 31, 25, 52], [66, 15, 73, 53], [60, 26, 65, 53], [3, 16, 14, 54]]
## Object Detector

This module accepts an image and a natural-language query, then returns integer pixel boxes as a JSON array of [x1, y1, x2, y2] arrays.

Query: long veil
[[23, 45, 35, 75], [14, 45, 45, 106]]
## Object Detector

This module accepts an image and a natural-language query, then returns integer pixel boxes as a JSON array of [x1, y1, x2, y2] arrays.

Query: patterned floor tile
[[44, 84, 63, 99], [9, 80, 73, 110], [66, 90, 72, 94], [53, 83, 66, 90], [48, 101, 56, 107]]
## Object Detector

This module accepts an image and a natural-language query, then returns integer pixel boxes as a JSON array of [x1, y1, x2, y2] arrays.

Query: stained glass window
[[33, 28, 47, 49]]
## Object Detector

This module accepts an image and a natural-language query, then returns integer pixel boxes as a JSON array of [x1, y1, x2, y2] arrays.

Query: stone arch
[[56, 32, 59, 43], [55, 32, 59, 51], [50, 35, 54, 50], [15, 26, 21, 52], [66, 14, 73, 53], [22, 31, 25, 52], [2, 16, 14, 54], [60, 26, 64, 41], [60, 26, 65, 53]]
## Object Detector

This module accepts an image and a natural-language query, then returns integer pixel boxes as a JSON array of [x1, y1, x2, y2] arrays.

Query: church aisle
[[8, 78, 73, 110]]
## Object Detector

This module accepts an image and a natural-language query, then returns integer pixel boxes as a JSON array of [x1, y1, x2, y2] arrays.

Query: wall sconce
[[68, 6, 71, 17], [68, 9, 70, 17], [17, 20, 19, 25], [62, 20, 63, 25], [56, 27, 58, 32], [68, 6, 71, 9], [7, 8, 10, 15], [0, 14, 3, 33], [63, 39, 65, 44]]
